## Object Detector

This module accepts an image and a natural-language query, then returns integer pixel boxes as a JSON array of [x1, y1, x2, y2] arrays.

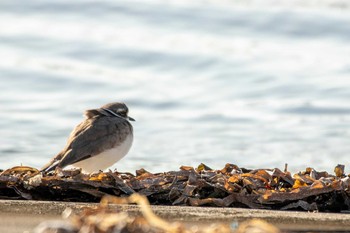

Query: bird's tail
[[40, 160, 60, 173]]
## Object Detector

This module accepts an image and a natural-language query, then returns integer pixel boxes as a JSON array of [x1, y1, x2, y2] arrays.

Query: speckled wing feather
[[41, 116, 127, 171]]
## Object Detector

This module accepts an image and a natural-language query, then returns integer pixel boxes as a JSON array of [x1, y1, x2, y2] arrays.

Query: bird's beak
[[128, 116, 136, 121]]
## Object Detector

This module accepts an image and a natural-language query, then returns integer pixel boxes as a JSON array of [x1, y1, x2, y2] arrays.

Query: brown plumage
[[41, 102, 135, 173]]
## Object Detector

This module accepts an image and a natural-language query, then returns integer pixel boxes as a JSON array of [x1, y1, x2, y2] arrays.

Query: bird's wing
[[42, 117, 120, 171], [41, 120, 92, 172]]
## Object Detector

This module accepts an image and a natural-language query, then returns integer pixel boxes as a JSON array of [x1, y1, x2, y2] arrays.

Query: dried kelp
[[34, 193, 280, 233], [0, 163, 350, 212]]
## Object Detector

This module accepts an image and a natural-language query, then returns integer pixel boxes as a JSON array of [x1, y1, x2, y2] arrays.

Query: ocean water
[[1, 0, 350, 173]]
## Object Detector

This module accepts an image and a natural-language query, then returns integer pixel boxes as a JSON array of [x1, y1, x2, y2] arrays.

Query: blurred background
[[1, 0, 350, 173]]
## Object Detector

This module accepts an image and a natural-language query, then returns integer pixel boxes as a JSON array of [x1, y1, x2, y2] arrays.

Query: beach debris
[[34, 193, 280, 233], [235, 219, 280, 233], [0, 164, 349, 212]]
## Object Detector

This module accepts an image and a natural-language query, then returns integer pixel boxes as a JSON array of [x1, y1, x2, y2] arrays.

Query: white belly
[[70, 134, 133, 173]]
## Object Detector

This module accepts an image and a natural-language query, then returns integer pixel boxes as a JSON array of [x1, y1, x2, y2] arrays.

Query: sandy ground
[[1, 200, 350, 233]]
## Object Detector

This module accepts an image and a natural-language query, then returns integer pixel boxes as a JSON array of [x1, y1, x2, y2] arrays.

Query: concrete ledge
[[1, 200, 350, 233]]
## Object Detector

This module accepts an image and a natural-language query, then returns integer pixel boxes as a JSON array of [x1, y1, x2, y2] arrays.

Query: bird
[[41, 102, 135, 173]]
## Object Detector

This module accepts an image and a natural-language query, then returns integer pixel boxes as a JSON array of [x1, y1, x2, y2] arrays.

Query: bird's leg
[[54, 166, 64, 177]]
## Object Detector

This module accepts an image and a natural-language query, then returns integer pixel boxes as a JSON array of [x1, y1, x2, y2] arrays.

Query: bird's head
[[85, 102, 135, 121]]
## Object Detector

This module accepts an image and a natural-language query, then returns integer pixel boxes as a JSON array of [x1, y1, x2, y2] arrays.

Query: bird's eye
[[118, 111, 127, 117]]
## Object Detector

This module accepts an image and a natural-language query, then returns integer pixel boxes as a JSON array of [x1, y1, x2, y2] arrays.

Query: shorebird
[[41, 102, 135, 173]]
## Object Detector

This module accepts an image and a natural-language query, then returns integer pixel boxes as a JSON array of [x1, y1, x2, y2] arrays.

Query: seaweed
[[34, 194, 281, 233], [0, 163, 349, 212]]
